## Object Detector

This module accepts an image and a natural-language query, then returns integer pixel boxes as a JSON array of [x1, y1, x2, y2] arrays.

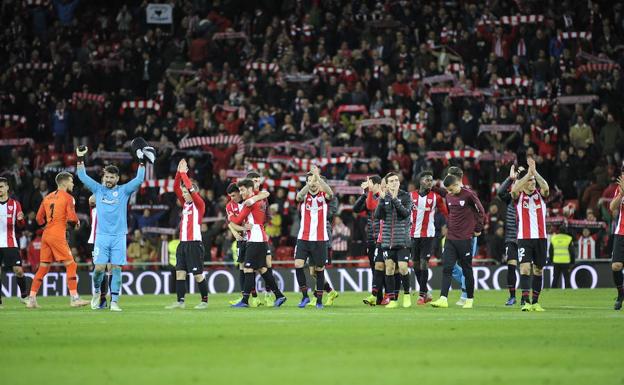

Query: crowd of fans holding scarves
[[1, 0, 624, 270]]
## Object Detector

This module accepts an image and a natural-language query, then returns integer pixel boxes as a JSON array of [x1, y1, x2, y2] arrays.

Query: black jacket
[[374, 190, 412, 249]]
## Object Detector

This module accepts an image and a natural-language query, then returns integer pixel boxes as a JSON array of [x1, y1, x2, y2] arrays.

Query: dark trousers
[[552, 263, 571, 289], [440, 239, 474, 298]]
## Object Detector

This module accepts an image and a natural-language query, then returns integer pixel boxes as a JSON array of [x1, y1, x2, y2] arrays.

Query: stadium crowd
[[1, 0, 624, 271]]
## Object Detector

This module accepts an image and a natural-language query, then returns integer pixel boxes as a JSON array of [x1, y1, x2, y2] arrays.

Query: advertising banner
[[1, 263, 610, 297]]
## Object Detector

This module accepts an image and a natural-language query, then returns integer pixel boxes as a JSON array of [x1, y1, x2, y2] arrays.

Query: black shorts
[[517, 239, 547, 267], [612, 235, 624, 263], [295, 240, 328, 267], [381, 248, 410, 263], [244, 242, 268, 270], [504, 242, 518, 262], [175, 241, 205, 274], [0, 247, 21, 268], [411, 238, 434, 263]]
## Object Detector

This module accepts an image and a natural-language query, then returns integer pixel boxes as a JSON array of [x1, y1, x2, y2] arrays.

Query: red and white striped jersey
[[410, 191, 447, 238], [0, 198, 23, 248], [174, 171, 206, 242], [88, 207, 97, 244], [515, 190, 547, 239], [577, 235, 596, 260], [228, 195, 268, 242], [180, 201, 204, 241], [297, 192, 329, 241], [226, 200, 247, 241], [613, 187, 624, 236]]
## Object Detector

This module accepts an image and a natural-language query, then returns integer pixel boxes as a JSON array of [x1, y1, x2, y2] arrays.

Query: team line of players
[[2, 149, 623, 311]]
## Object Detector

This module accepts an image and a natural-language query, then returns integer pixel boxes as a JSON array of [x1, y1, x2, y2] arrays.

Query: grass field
[[1, 289, 622, 385]]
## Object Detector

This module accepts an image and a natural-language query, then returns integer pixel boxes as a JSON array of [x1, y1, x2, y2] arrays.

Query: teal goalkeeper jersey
[[77, 165, 145, 236]]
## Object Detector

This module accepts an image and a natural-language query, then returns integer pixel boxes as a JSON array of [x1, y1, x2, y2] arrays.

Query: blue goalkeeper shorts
[[93, 234, 127, 266]]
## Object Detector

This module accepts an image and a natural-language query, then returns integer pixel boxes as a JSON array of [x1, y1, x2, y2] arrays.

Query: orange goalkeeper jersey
[[36, 190, 78, 239]]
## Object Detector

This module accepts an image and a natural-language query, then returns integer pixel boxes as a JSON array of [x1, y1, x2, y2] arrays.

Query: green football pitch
[[1, 289, 622, 385]]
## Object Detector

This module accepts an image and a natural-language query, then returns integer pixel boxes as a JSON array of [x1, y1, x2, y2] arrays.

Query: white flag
[[146, 4, 173, 24]]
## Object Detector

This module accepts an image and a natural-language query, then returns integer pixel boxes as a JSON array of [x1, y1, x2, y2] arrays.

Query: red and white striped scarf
[[178, 135, 245, 157], [373, 108, 410, 119], [292, 156, 351, 170], [13, 62, 53, 72], [141, 178, 175, 194], [514, 98, 550, 108], [245, 62, 280, 73], [313, 65, 353, 77], [290, 24, 313, 38], [559, 32, 592, 40], [531, 124, 558, 139], [398, 123, 426, 136], [576, 63, 619, 78], [119, 100, 161, 113], [440, 27, 457, 44], [496, 77, 531, 87], [72, 92, 106, 106], [446, 63, 465, 76], [426, 150, 482, 160], [477, 14, 544, 26], [0, 114, 26, 124], [24, 0, 51, 6], [212, 104, 246, 119]]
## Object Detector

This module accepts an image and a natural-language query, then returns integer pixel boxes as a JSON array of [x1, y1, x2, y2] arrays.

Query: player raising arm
[[165, 159, 209, 310], [76, 145, 146, 312], [510, 158, 549, 312], [294, 166, 334, 309]]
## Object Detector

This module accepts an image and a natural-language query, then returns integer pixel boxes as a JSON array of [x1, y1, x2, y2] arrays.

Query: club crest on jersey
[[8, 205, 13, 211], [113, 191, 119, 197], [316, 196, 325, 203], [305, 204, 320, 211], [523, 202, 541, 209], [427, 199, 432, 204], [459, 200, 465, 206]]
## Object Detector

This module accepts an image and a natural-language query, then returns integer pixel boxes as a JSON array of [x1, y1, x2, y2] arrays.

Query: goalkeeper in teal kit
[[76, 139, 154, 311]]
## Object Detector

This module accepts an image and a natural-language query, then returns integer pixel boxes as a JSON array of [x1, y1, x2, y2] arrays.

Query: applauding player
[[410, 171, 447, 305], [497, 165, 524, 306], [511, 158, 549, 312], [165, 159, 209, 309], [294, 166, 334, 309], [374, 172, 412, 308], [354, 176, 385, 306]]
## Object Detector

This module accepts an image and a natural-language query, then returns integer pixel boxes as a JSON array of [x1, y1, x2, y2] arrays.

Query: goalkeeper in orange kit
[[26, 172, 89, 308]]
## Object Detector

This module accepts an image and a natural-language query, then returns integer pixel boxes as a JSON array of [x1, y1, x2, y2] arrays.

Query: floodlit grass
[[1, 289, 622, 385]]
